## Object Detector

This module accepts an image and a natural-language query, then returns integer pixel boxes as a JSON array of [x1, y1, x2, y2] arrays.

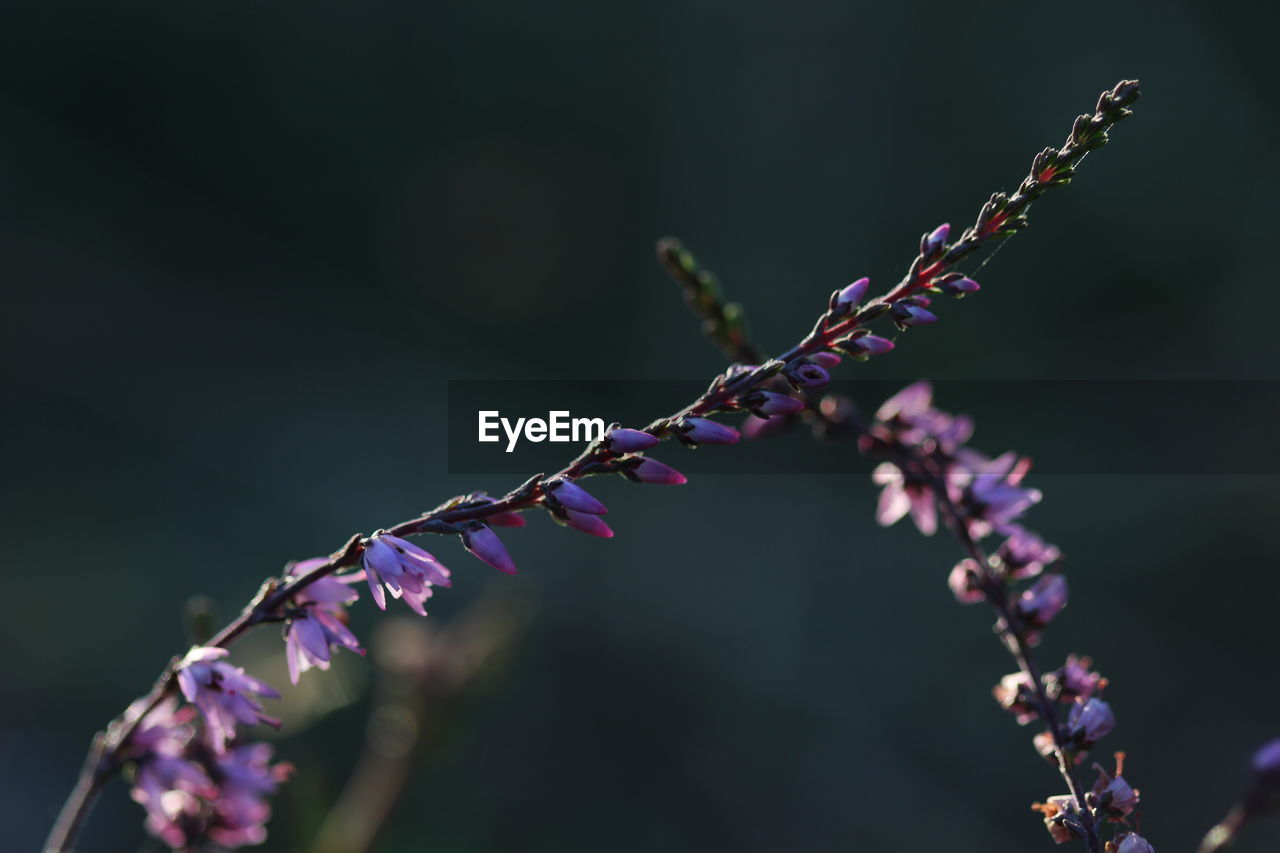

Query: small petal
[[626, 457, 687, 485], [564, 509, 614, 538], [921, 222, 950, 256], [677, 417, 740, 445], [547, 479, 608, 514], [835, 277, 870, 310]]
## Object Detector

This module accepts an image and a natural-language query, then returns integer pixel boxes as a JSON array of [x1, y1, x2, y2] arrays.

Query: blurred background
[[2, 0, 1278, 850]]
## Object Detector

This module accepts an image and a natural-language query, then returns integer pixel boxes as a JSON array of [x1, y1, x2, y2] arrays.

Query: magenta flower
[[461, 522, 517, 574], [953, 451, 1042, 533], [810, 351, 842, 368], [133, 758, 215, 848], [360, 533, 451, 615], [607, 428, 659, 453], [676, 417, 740, 445], [176, 648, 281, 753], [740, 390, 805, 416], [1016, 574, 1068, 628], [1066, 697, 1116, 747], [874, 381, 974, 453], [873, 462, 937, 535], [205, 743, 292, 848], [546, 478, 608, 514], [622, 457, 687, 485]]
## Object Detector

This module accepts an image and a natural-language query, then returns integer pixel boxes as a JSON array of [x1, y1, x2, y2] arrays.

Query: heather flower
[[360, 533, 451, 615], [995, 525, 1061, 579], [282, 559, 364, 685], [783, 359, 830, 389], [948, 557, 985, 604], [133, 761, 214, 848], [873, 461, 937, 535], [921, 222, 950, 257], [606, 428, 659, 453], [937, 274, 980, 295], [1016, 574, 1069, 628], [1044, 655, 1104, 703], [1117, 833, 1155, 853], [461, 522, 517, 574], [621, 456, 688, 485], [834, 277, 870, 311], [874, 381, 974, 453], [993, 671, 1040, 725], [1066, 697, 1116, 747], [561, 508, 614, 538], [546, 478, 608, 514], [176, 648, 281, 753], [1091, 754, 1139, 818], [740, 390, 805, 416], [676, 417, 740, 445], [810, 351, 842, 368]]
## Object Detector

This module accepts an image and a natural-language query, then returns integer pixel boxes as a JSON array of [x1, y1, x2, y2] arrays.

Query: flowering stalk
[[42, 79, 1140, 852]]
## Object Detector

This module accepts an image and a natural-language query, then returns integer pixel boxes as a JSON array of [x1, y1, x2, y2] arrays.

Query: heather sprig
[[43, 80, 1143, 853]]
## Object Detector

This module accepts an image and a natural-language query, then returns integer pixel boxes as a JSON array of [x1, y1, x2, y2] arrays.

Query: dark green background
[[3, 1, 1278, 850]]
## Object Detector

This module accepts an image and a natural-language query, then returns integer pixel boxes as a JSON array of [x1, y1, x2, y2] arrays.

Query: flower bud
[[948, 558, 985, 604], [891, 302, 939, 327], [1032, 795, 1083, 845], [993, 671, 1039, 724], [676, 417, 740, 445], [1066, 698, 1115, 747], [1044, 655, 1104, 703], [1016, 574, 1068, 628], [461, 523, 517, 574], [783, 360, 830, 389], [840, 334, 895, 357], [546, 478, 608, 514], [563, 508, 614, 538], [810, 351, 842, 368], [742, 413, 794, 441], [740, 390, 805, 416], [622, 457, 687, 485], [939, 274, 980, 295], [921, 222, 950, 258], [834, 277, 871, 312], [606, 428, 659, 453]]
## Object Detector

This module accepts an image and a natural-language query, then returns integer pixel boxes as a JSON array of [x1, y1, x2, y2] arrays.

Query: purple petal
[[564, 509, 614, 538], [628, 457, 687, 485], [678, 417, 740, 445], [548, 479, 608, 514], [364, 566, 387, 610], [607, 428, 660, 453], [463, 524, 518, 574]]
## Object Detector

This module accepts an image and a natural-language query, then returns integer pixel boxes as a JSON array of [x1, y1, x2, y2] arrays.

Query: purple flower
[[947, 558, 985, 604], [606, 428, 659, 453], [1016, 574, 1068, 628], [740, 390, 806, 416], [1117, 833, 1155, 853], [360, 533, 451, 615], [938, 274, 980, 295], [921, 222, 950, 257], [835, 277, 871, 311], [282, 560, 364, 685], [1044, 655, 1104, 703], [177, 648, 281, 753], [1252, 737, 1280, 776], [562, 508, 614, 538], [622, 457, 687, 485], [953, 451, 1042, 532], [676, 417, 740, 445], [874, 382, 974, 453], [992, 671, 1039, 725], [995, 525, 1061, 579], [132, 756, 216, 848], [810, 351, 842, 368], [1066, 697, 1116, 746], [205, 743, 292, 848], [873, 462, 937, 535], [892, 302, 939, 327], [546, 478, 608, 514], [461, 522, 517, 574], [1091, 756, 1139, 818]]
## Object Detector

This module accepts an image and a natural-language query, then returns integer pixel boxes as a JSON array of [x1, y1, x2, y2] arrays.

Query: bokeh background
[[3, 1, 1278, 850]]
